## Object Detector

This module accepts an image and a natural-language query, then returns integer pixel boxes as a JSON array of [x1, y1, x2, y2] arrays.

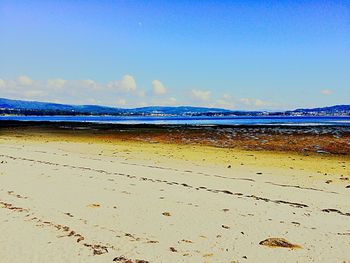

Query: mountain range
[[0, 97, 349, 117]]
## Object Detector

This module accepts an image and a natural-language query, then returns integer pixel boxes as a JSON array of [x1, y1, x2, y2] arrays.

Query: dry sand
[[0, 131, 349, 262]]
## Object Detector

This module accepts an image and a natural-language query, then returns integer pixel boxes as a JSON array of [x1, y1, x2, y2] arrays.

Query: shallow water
[[1, 115, 350, 126]]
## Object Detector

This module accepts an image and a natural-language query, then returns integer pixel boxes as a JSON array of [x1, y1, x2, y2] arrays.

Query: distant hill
[[125, 106, 238, 116], [0, 97, 127, 115], [291, 105, 350, 115], [0, 97, 237, 116], [0, 97, 349, 116]]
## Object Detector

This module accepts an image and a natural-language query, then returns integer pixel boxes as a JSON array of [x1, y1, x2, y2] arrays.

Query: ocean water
[[0, 115, 350, 126]]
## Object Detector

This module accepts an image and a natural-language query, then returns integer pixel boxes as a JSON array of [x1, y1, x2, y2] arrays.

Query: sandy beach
[[2, 0, 349, 261], [0, 126, 349, 262]]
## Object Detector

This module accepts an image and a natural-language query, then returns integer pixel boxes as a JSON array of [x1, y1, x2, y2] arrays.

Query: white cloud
[[137, 101, 147, 107], [23, 90, 46, 98], [47, 78, 66, 89], [106, 81, 117, 90], [85, 98, 101, 105], [1, 75, 141, 105], [169, 97, 177, 104], [116, 99, 127, 106], [238, 98, 281, 109], [136, 89, 146, 97], [118, 75, 136, 92], [152, 80, 167, 95], [107, 74, 137, 92], [0, 75, 284, 110], [209, 99, 235, 110], [321, 89, 333, 95], [240, 98, 265, 107], [119, 75, 137, 91], [81, 79, 96, 86], [191, 89, 211, 101], [0, 79, 5, 89], [157, 97, 177, 106], [17, 75, 33, 86]]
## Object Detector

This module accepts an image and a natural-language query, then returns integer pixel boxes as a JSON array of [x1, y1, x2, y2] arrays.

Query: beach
[[0, 124, 349, 262]]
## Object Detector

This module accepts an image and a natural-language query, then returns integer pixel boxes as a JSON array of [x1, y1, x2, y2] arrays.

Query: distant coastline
[[1, 97, 350, 117], [1, 115, 350, 126]]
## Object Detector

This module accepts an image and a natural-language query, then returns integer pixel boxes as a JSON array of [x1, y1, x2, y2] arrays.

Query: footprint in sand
[[180, 239, 193, 243], [64, 212, 74, 217], [87, 203, 101, 208]]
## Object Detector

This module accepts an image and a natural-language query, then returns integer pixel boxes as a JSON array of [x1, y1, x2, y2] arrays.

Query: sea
[[0, 115, 350, 126]]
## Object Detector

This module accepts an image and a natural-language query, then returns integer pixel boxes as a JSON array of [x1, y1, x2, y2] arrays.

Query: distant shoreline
[[1, 119, 350, 128], [1, 98, 350, 117], [1, 115, 350, 127]]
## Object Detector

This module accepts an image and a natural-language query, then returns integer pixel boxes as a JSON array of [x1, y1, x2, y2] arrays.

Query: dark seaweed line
[[265, 182, 338, 194], [3, 144, 256, 183], [120, 161, 255, 182], [322, 208, 350, 217], [3, 144, 337, 195], [120, 162, 339, 194], [0, 154, 310, 210]]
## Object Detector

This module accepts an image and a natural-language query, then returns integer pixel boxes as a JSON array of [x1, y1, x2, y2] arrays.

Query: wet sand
[[0, 124, 349, 262]]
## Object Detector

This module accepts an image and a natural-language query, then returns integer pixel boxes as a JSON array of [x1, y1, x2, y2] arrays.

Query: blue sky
[[0, 0, 349, 110]]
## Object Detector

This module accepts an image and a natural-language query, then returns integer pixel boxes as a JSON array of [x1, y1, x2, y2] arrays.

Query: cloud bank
[[0, 75, 281, 110], [321, 89, 333, 95], [152, 80, 167, 95], [191, 89, 211, 101]]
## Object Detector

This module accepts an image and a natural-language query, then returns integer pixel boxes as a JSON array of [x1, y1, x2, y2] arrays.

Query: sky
[[0, 0, 349, 110]]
